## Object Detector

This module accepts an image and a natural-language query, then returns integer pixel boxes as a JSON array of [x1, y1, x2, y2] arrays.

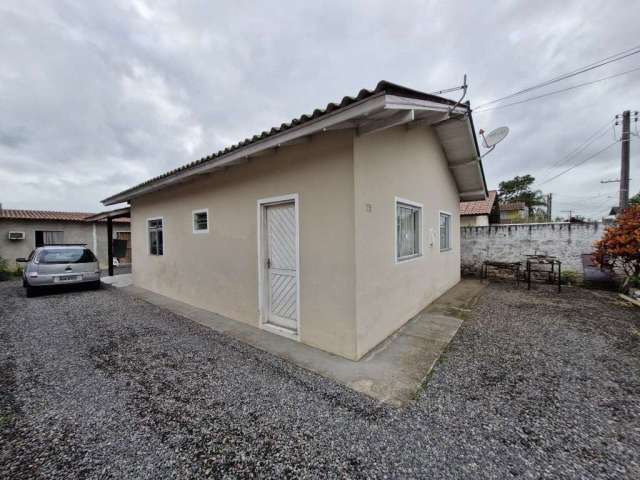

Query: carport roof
[[0, 209, 130, 223], [103, 80, 488, 205]]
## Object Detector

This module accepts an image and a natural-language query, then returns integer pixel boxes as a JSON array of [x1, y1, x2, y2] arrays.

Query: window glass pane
[[38, 248, 95, 264], [148, 219, 163, 255], [194, 211, 208, 231], [149, 230, 157, 255], [397, 202, 420, 260], [440, 213, 450, 250]]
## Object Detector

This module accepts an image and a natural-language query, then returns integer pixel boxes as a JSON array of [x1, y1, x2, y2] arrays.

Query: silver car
[[17, 245, 101, 297]]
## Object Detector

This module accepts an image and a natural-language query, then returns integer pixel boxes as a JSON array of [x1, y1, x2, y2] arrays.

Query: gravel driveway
[[1, 280, 639, 479]]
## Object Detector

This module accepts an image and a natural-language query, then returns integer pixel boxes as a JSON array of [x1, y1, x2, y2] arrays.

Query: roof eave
[[102, 92, 472, 206]]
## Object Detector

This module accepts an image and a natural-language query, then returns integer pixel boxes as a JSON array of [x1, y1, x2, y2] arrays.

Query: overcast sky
[[1, 1, 639, 219]]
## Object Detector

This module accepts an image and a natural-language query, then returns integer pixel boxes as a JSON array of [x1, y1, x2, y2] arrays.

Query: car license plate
[[56, 275, 80, 282]]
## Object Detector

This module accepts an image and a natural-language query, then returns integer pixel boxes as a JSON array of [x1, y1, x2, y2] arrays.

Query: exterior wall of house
[[353, 125, 461, 358], [499, 209, 528, 224], [461, 222, 604, 274], [0, 220, 129, 269], [460, 214, 489, 227], [130, 130, 358, 359]]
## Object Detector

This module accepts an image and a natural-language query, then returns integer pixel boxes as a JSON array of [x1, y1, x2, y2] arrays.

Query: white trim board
[[256, 193, 301, 341]]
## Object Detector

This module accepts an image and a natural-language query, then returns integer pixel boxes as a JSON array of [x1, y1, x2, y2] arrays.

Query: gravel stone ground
[[1, 280, 639, 479]]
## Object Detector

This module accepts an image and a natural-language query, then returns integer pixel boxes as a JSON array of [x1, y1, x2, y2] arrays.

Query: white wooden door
[[265, 202, 298, 333]]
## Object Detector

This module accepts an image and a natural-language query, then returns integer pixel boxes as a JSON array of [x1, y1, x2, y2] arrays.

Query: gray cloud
[[0, 0, 638, 218]]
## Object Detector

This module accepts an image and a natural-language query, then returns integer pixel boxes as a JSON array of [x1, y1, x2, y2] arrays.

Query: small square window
[[396, 199, 422, 261], [440, 212, 451, 251], [192, 209, 209, 233]]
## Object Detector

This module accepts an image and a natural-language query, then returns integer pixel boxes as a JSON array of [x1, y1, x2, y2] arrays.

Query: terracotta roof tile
[[0, 209, 130, 223], [460, 190, 497, 216]]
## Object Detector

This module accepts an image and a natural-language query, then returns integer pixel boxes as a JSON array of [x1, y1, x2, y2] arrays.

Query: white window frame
[[147, 216, 165, 256], [192, 208, 209, 234], [395, 197, 423, 263], [439, 210, 452, 252]]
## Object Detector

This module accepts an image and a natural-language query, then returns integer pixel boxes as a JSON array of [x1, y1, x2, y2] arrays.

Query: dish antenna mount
[[479, 126, 509, 158]]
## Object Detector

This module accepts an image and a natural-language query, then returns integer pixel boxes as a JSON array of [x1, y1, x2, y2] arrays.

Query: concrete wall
[[460, 214, 489, 227], [461, 222, 605, 274], [0, 220, 129, 269], [353, 125, 461, 358], [130, 130, 358, 359]]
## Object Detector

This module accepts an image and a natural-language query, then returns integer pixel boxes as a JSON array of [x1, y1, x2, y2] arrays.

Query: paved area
[[1, 280, 639, 478], [122, 280, 484, 406], [101, 273, 133, 288]]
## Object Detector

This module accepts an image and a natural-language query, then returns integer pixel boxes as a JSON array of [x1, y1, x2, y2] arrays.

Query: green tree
[[630, 191, 640, 206], [498, 175, 547, 215]]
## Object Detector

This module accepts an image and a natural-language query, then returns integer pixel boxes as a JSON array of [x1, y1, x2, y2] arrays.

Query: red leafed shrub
[[594, 205, 640, 286]]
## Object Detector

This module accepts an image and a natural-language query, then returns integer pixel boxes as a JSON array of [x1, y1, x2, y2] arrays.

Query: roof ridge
[[103, 80, 461, 204]]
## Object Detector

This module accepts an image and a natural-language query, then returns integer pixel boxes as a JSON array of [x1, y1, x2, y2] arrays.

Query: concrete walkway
[[101, 273, 133, 288], [119, 280, 486, 406]]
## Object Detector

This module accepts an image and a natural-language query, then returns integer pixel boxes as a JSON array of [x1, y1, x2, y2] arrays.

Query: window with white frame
[[192, 209, 209, 233], [396, 199, 422, 261], [148, 218, 164, 255], [440, 212, 451, 251]]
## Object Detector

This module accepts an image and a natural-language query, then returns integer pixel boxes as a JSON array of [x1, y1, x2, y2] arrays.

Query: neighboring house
[[0, 207, 130, 269], [499, 202, 529, 223], [460, 190, 498, 226], [102, 81, 488, 361]]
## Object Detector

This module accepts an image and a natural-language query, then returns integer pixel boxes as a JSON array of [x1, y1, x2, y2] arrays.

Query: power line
[[537, 119, 614, 181], [474, 44, 640, 109], [534, 140, 620, 187], [553, 191, 616, 199], [473, 66, 640, 113]]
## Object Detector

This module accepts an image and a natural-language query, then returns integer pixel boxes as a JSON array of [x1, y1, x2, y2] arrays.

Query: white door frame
[[257, 193, 300, 340]]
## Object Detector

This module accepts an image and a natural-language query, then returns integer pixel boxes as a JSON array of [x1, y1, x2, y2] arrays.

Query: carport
[[85, 207, 131, 276]]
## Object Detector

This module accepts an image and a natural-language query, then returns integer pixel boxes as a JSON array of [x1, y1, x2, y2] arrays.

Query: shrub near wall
[[461, 222, 604, 276]]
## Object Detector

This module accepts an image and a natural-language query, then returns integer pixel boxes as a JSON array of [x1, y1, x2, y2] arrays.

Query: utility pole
[[619, 110, 631, 211], [546, 193, 552, 222], [561, 209, 573, 222]]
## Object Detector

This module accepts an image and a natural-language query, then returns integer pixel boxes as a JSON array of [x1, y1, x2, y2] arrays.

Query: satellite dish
[[481, 126, 509, 148]]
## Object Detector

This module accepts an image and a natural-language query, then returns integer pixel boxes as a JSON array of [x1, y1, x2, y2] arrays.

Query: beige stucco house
[[102, 81, 488, 360], [0, 208, 130, 269]]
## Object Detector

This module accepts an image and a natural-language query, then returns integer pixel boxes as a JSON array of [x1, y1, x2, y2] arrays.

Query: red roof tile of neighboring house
[[460, 190, 497, 216], [499, 202, 526, 211], [0, 209, 129, 223]]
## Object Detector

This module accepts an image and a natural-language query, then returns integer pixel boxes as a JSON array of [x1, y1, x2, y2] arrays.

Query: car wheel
[[25, 286, 37, 298], [90, 281, 101, 290], [22, 278, 28, 288]]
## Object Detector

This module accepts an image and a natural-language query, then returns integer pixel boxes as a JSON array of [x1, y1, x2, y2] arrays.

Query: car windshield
[[38, 248, 96, 264]]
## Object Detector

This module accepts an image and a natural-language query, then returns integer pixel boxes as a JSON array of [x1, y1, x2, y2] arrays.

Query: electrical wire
[[474, 44, 640, 109], [534, 140, 620, 187], [536, 119, 614, 180], [552, 191, 616, 199], [473, 66, 640, 113], [581, 197, 616, 218]]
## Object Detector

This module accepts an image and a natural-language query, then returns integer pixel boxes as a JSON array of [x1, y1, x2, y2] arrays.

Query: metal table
[[525, 255, 561, 292], [481, 260, 521, 286]]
